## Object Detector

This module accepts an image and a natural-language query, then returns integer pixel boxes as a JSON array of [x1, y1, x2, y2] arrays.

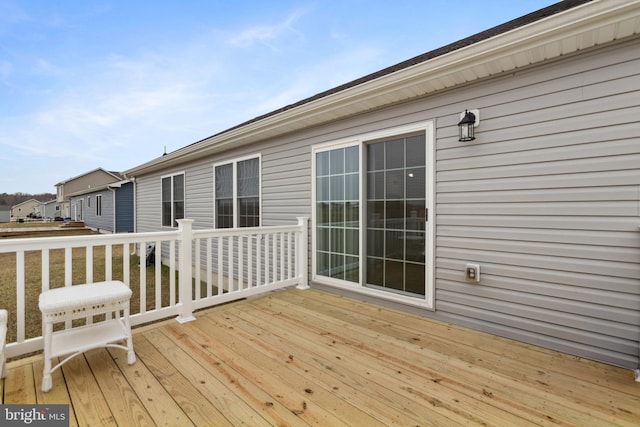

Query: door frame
[[311, 119, 435, 310]]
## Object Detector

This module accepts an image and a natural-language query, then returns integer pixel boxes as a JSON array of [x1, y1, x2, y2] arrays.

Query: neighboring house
[[34, 199, 59, 221], [125, 1, 640, 373], [55, 168, 124, 220], [0, 206, 10, 223], [10, 199, 41, 220], [68, 180, 134, 232]]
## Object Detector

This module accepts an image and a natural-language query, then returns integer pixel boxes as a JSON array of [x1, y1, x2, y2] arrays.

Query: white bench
[[0, 309, 7, 379], [39, 281, 136, 392]]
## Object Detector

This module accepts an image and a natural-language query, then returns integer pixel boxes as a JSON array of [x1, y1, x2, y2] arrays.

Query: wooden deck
[[2, 288, 639, 426]]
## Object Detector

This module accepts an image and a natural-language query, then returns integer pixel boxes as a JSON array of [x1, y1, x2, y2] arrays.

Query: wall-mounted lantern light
[[458, 109, 479, 142]]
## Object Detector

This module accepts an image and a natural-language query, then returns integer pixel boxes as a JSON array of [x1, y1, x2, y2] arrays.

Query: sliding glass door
[[313, 121, 432, 305]]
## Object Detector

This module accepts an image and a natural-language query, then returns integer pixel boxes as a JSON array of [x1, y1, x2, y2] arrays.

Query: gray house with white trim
[[55, 168, 124, 220], [69, 180, 134, 233], [0, 205, 10, 223], [125, 0, 640, 376], [34, 199, 60, 221]]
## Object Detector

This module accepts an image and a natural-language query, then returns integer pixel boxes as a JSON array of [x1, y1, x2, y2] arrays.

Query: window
[[96, 195, 102, 216], [87, 196, 91, 208], [312, 121, 434, 308], [214, 156, 260, 228], [162, 173, 185, 227]]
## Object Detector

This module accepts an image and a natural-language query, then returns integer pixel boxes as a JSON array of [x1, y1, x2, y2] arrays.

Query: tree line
[[0, 193, 56, 207]]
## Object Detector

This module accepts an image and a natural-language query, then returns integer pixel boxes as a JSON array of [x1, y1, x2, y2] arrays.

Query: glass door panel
[[315, 146, 360, 283], [366, 134, 426, 297]]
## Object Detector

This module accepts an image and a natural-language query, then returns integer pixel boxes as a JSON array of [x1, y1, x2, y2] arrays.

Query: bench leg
[[42, 322, 53, 392], [124, 307, 136, 365]]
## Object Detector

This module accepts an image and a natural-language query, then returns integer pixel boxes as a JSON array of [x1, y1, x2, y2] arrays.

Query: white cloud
[[0, 3, 396, 192], [226, 9, 305, 50]]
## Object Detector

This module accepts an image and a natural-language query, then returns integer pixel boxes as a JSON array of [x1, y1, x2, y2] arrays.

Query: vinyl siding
[[432, 38, 640, 369], [133, 38, 640, 370], [70, 191, 114, 232]]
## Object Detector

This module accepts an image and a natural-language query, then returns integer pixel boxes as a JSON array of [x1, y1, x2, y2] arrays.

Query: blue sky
[[0, 0, 557, 194]]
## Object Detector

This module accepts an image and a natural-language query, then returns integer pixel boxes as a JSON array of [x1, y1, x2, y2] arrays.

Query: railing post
[[176, 219, 196, 323], [296, 216, 309, 290]]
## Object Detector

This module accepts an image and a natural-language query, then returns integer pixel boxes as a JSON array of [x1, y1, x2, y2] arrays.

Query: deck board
[[3, 288, 640, 426], [108, 338, 195, 427]]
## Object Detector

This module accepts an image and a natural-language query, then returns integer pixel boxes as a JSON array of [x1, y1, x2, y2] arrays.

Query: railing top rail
[[0, 229, 181, 253], [192, 224, 303, 239]]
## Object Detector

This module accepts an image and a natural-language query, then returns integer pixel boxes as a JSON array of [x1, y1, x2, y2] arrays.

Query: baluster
[[64, 247, 73, 328], [280, 232, 285, 282], [248, 234, 253, 288], [229, 236, 235, 292], [140, 242, 147, 315], [105, 244, 112, 281], [264, 234, 270, 285], [238, 235, 244, 290], [207, 238, 212, 297], [272, 233, 277, 284], [86, 246, 93, 284], [86, 245, 94, 325], [64, 247, 72, 286], [16, 251, 25, 343], [257, 233, 262, 287], [195, 238, 201, 300], [169, 241, 176, 306], [287, 232, 293, 280], [155, 240, 162, 310], [123, 243, 130, 286], [41, 249, 50, 293], [217, 237, 223, 295]]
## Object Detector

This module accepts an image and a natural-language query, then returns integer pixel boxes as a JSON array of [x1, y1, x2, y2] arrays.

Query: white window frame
[[96, 194, 102, 217], [213, 154, 262, 228], [311, 120, 435, 310], [161, 171, 186, 228]]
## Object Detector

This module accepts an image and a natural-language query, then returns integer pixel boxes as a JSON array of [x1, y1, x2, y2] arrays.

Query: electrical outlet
[[466, 263, 480, 283]]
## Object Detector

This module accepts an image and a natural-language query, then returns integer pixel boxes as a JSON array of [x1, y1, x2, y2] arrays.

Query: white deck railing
[[0, 217, 309, 359]]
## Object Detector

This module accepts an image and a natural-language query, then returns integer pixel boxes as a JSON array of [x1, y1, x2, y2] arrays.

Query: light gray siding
[[134, 38, 640, 370], [0, 206, 10, 223], [432, 38, 640, 369], [135, 140, 315, 231], [70, 191, 114, 232]]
